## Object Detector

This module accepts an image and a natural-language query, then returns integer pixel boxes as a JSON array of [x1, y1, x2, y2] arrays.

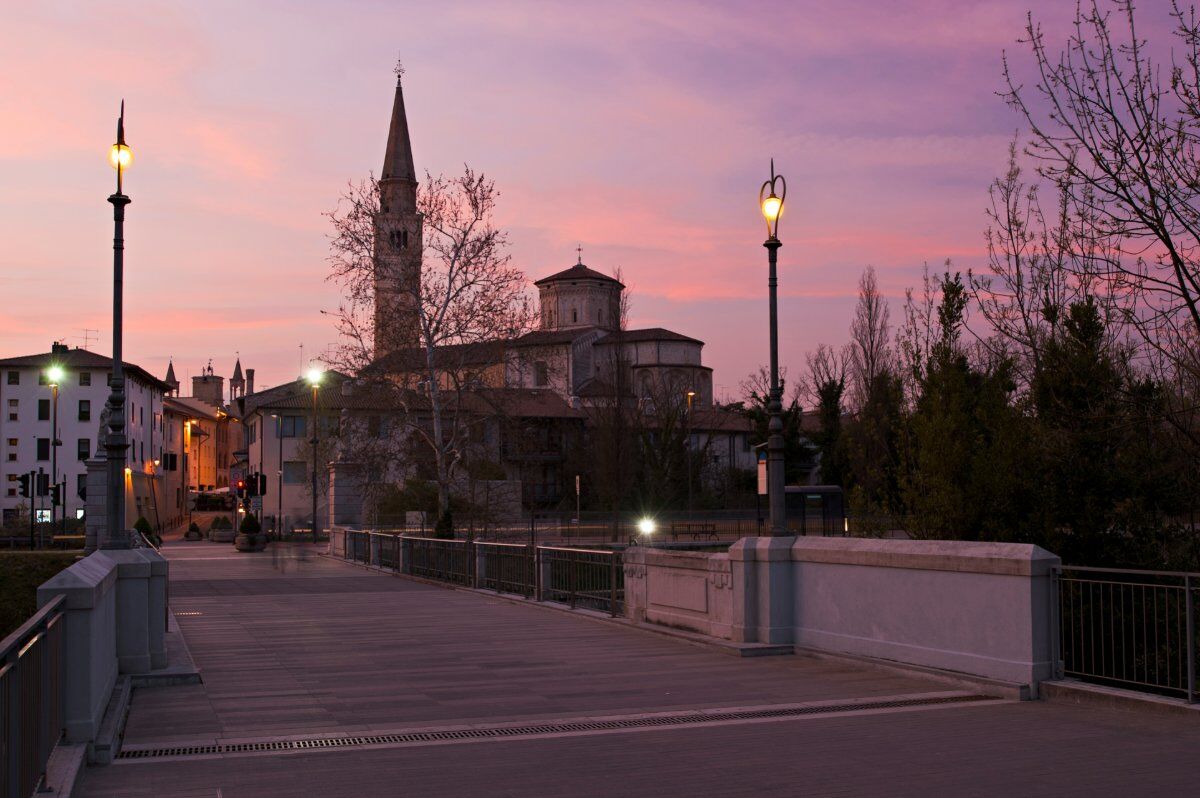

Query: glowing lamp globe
[[761, 194, 782, 224], [306, 368, 324, 386], [46, 365, 65, 385], [109, 143, 133, 170]]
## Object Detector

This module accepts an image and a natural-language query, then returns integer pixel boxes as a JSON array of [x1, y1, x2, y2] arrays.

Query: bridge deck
[[79, 540, 1200, 797]]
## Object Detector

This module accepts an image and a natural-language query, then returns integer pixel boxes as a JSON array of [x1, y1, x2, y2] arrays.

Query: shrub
[[239, 514, 261, 534], [188, 521, 200, 534], [133, 516, 152, 536]]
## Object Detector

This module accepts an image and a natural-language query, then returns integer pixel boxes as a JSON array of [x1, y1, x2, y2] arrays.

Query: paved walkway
[[79, 540, 1200, 797]]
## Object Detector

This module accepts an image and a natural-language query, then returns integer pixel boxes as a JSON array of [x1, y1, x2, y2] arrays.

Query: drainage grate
[[117, 694, 996, 761]]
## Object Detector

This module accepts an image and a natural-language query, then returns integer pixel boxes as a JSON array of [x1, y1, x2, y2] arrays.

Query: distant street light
[[685, 390, 696, 515], [637, 517, 656, 537], [759, 160, 787, 536], [307, 368, 323, 542], [46, 364, 64, 539], [103, 102, 133, 551]]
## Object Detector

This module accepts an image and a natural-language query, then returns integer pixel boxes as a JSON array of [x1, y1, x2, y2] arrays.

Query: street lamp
[[270, 412, 283, 535], [759, 160, 787, 536], [685, 390, 696, 515], [46, 365, 64, 538], [306, 368, 323, 542], [102, 102, 132, 551]]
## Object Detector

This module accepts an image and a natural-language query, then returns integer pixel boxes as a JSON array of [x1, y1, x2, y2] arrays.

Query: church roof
[[381, 75, 416, 183], [596, 328, 702, 345], [164, 359, 179, 388], [534, 262, 624, 288], [230, 358, 244, 383]]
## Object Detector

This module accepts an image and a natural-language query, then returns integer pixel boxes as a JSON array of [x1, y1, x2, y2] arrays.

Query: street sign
[[757, 452, 767, 496]]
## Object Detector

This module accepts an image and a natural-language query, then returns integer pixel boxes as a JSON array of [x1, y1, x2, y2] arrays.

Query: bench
[[670, 522, 720, 541]]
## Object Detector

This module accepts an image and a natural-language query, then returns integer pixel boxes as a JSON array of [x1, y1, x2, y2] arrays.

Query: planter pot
[[184, 529, 203, 541], [211, 528, 237, 543], [234, 532, 267, 552]]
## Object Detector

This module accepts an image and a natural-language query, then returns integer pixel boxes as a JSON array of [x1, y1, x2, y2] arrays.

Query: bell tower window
[[572, 308, 577, 324]]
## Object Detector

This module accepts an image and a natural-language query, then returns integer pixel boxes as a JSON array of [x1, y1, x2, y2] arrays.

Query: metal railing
[[539, 545, 623, 614], [330, 529, 623, 616], [476, 542, 536, 598], [1, 593, 66, 798], [1056, 566, 1197, 702], [402, 537, 472, 586]]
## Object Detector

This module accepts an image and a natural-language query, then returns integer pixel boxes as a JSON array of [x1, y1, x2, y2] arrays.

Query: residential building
[[0, 343, 171, 527]]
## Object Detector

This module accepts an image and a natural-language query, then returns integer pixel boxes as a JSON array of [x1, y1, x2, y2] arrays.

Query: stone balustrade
[[624, 536, 1060, 695]]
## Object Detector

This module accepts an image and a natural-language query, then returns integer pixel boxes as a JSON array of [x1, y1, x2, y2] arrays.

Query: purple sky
[[1, 1, 1138, 397]]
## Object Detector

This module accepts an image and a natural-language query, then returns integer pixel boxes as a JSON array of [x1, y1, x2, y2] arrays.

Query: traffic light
[[17, 473, 31, 498], [49, 484, 61, 507], [235, 478, 246, 498], [258, 473, 268, 496], [246, 472, 258, 497], [36, 472, 49, 497]]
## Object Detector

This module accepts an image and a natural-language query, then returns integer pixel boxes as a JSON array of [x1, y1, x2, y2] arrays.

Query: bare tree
[[1004, 0, 1200, 444], [848, 266, 893, 411], [325, 167, 535, 527]]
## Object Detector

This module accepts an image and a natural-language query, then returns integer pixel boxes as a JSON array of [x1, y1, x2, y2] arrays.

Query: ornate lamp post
[[104, 103, 133, 550], [685, 389, 696, 515], [759, 161, 787, 536], [306, 368, 323, 541], [46, 365, 64, 537]]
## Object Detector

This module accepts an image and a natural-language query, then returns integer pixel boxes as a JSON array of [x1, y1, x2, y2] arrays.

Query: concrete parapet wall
[[38, 553, 119, 743], [630, 537, 1060, 694], [624, 549, 734, 640], [37, 545, 170, 747]]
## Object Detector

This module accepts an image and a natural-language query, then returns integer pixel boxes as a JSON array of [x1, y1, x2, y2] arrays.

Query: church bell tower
[[373, 65, 422, 360]]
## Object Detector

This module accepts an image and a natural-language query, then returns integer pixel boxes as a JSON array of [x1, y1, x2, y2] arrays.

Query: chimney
[[51, 342, 69, 355], [246, 368, 255, 395]]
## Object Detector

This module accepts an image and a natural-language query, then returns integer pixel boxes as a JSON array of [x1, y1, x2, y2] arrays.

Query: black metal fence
[[476, 542, 536, 598], [1057, 566, 1197, 702], [1, 593, 65, 798], [402, 537, 473, 587], [334, 530, 623, 615], [539, 545, 623, 613]]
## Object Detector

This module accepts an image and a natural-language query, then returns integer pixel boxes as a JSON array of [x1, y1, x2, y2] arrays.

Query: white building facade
[[0, 344, 170, 526]]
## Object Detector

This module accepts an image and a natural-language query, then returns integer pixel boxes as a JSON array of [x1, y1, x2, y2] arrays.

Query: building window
[[7, 399, 16, 422], [140, 406, 144, 426], [6, 453, 13, 462], [5, 371, 17, 385], [77, 473, 86, 500], [78, 400, 91, 421], [282, 461, 307, 484], [534, 362, 549, 387], [280, 416, 306, 438], [37, 438, 50, 461], [38, 399, 50, 421], [79, 371, 91, 386], [38, 372, 48, 386], [77, 438, 90, 461], [6, 438, 16, 446], [367, 415, 381, 438], [572, 308, 578, 323]]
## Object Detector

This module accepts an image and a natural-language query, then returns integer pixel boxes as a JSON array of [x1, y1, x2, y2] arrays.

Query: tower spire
[[382, 60, 416, 183]]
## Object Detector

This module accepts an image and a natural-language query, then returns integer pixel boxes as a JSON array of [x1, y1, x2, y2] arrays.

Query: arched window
[[572, 308, 578, 323]]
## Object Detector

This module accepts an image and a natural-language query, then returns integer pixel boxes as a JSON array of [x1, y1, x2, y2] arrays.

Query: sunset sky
[[1, 1, 1152, 398]]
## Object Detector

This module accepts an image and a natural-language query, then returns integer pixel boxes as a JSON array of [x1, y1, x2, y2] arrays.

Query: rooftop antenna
[[576, 244, 583, 265], [299, 343, 305, 376], [79, 329, 98, 350]]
